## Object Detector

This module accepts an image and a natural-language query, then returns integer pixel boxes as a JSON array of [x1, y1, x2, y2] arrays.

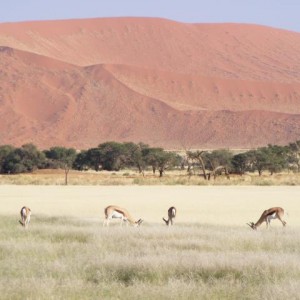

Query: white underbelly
[[267, 213, 277, 221], [111, 211, 124, 219]]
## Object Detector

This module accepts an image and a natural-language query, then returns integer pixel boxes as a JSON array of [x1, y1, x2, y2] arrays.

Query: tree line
[[185, 142, 300, 180], [0, 140, 300, 180]]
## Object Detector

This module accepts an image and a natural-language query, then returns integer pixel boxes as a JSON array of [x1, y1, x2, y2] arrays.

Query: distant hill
[[1, 18, 300, 149]]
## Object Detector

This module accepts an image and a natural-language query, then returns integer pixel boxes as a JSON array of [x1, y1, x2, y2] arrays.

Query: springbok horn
[[163, 217, 168, 224]]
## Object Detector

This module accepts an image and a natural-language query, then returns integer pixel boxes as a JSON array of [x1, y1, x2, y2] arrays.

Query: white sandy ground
[[0, 185, 299, 227]]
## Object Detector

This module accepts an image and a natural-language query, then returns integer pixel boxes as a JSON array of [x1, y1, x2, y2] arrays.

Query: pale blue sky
[[1, 0, 300, 32]]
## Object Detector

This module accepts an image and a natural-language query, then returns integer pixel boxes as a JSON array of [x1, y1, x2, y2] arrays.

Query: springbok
[[103, 205, 143, 227], [247, 207, 286, 230], [19, 206, 31, 228], [163, 206, 176, 226]]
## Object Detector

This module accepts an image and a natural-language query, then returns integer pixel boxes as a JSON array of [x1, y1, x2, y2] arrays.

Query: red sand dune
[[1, 18, 300, 149]]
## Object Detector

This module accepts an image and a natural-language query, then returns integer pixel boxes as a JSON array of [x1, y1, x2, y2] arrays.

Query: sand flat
[[1, 185, 299, 226]]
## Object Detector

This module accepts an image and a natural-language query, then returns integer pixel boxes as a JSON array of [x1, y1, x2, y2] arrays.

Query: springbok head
[[246, 222, 257, 230], [135, 219, 143, 227]]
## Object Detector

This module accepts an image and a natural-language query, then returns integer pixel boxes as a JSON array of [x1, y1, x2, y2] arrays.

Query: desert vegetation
[[1, 168, 300, 186], [0, 140, 300, 185]]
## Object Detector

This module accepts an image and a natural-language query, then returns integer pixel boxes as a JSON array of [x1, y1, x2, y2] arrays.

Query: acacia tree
[[246, 148, 272, 176], [123, 142, 149, 175], [244, 145, 288, 176], [186, 150, 208, 179], [231, 153, 249, 175], [142, 147, 163, 174], [73, 150, 89, 171], [288, 140, 300, 172], [85, 148, 103, 171], [205, 149, 232, 179], [96, 142, 128, 171], [143, 148, 177, 177], [205, 149, 232, 170], [19, 143, 46, 171], [264, 145, 289, 175], [1, 144, 45, 174], [44, 147, 77, 185], [155, 151, 177, 177], [0, 145, 14, 173]]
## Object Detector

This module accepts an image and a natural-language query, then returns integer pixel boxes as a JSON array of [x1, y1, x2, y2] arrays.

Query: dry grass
[[1, 169, 300, 186], [0, 186, 300, 299], [1, 216, 300, 300]]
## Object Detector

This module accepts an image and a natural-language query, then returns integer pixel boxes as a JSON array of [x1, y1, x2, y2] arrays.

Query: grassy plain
[[0, 185, 300, 299], [1, 168, 300, 186]]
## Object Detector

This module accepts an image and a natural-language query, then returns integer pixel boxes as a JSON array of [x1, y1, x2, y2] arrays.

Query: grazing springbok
[[19, 206, 31, 228], [163, 206, 176, 226], [103, 205, 143, 227], [247, 207, 286, 230]]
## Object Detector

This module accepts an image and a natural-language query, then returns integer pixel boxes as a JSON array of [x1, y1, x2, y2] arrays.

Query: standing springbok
[[247, 207, 286, 230], [163, 206, 176, 226], [19, 206, 31, 228], [103, 205, 143, 227]]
